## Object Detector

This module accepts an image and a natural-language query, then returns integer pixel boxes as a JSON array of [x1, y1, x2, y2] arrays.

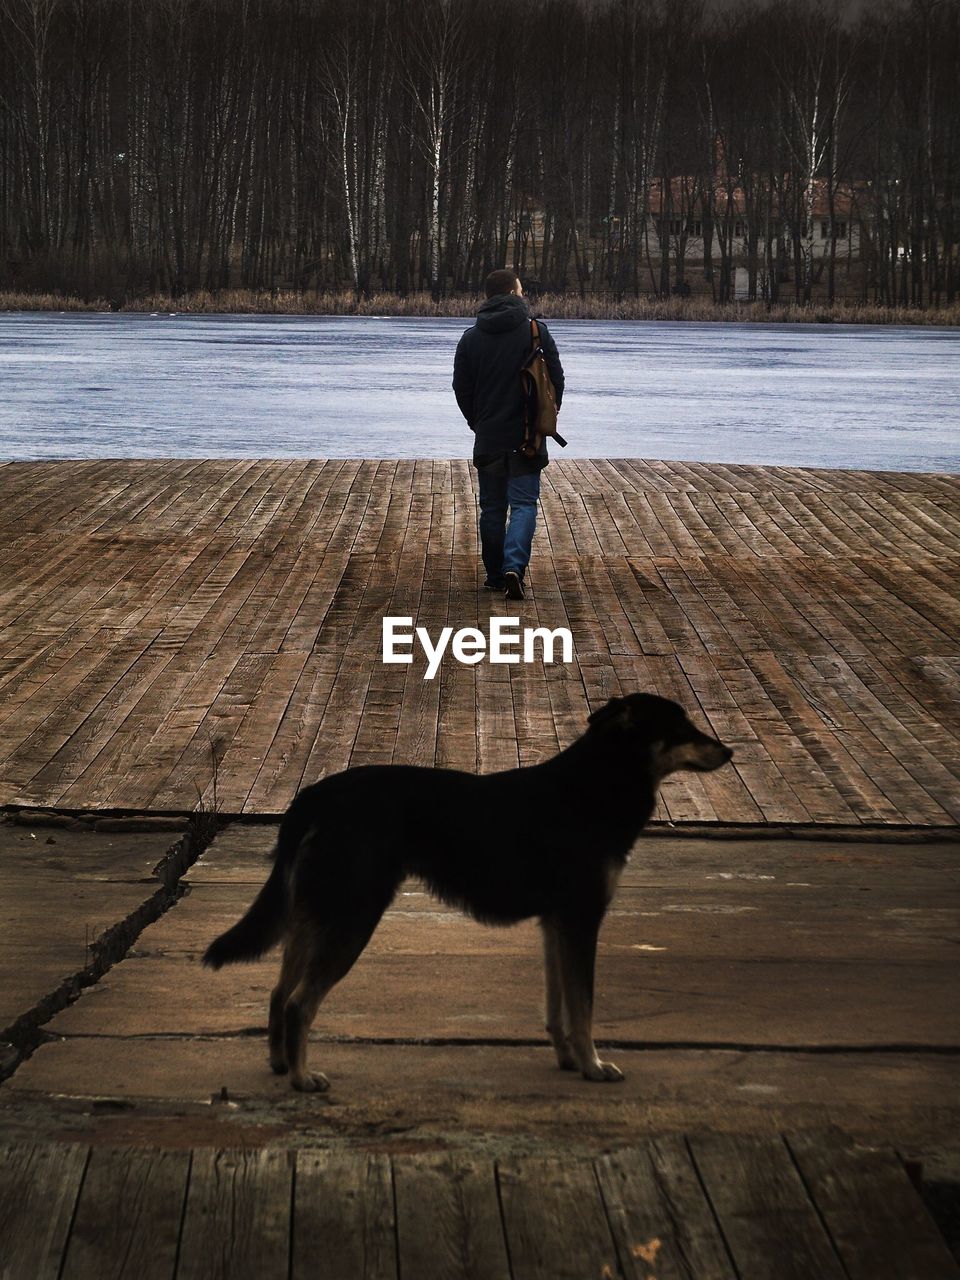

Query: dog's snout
[[703, 738, 734, 769], [703, 734, 733, 762]]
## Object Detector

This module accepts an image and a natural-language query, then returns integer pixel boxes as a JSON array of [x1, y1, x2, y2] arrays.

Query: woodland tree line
[[0, 0, 957, 306]]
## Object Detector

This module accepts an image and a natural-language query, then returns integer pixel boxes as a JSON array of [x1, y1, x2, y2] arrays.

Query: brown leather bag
[[519, 318, 567, 458]]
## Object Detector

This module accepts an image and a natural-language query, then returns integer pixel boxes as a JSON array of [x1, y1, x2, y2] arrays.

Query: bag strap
[[530, 318, 540, 350]]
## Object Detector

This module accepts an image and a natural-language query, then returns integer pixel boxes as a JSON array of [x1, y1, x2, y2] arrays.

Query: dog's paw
[[291, 1071, 330, 1093], [582, 1059, 624, 1083], [556, 1052, 579, 1072], [269, 1058, 288, 1075]]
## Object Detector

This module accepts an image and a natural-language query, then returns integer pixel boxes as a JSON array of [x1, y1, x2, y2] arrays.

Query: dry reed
[[2, 288, 958, 326]]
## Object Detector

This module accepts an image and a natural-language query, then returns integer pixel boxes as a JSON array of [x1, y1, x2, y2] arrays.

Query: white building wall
[[648, 220, 862, 260]]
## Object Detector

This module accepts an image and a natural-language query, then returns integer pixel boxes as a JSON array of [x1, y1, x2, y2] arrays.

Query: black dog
[[204, 693, 733, 1091]]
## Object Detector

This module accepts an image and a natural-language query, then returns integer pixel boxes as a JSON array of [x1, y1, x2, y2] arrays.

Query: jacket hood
[[476, 292, 530, 334]]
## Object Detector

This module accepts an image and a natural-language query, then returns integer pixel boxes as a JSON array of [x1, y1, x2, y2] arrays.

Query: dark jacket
[[453, 293, 564, 465]]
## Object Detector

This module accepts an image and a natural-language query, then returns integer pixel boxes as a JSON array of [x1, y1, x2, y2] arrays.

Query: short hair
[[485, 268, 519, 298]]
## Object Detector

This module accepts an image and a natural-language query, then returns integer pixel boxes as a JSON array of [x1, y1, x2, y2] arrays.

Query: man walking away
[[453, 269, 564, 601]]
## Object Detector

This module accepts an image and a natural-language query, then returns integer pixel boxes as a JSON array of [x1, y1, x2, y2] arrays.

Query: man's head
[[485, 269, 523, 299]]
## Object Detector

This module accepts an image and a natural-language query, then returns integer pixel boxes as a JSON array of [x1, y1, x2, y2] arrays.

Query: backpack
[[519, 319, 567, 458]]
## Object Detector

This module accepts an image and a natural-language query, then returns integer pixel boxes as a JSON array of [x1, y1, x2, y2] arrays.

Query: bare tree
[[395, 0, 467, 298], [0, 0, 956, 307]]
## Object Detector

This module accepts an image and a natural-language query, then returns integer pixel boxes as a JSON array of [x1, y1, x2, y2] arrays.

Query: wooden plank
[[779, 652, 953, 825], [0, 1142, 88, 1280], [860, 491, 960, 556], [177, 1148, 291, 1280], [61, 1147, 190, 1280], [538, 493, 581, 560], [578, 558, 645, 656], [476, 660, 520, 774], [292, 1151, 396, 1280], [511, 667, 563, 766], [24, 640, 175, 805], [0, 632, 164, 797], [350, 660, 407, 769], [497, 1156, 621, 1280], [606, 560, 675, 656], [198, 651, 312, 811], [0, 460, 956, 823], [92, 649, 243, 810], [596, 1140, 736, 1280], [627, 560, 710, 656], [551, 557, 611, 655], [435, 647, 479, 772], [792, 558, 934, 658], [632, 494, 703, 557], [689, 1134, 847, 1280], [906, 495, 960, 550], [299, 654, 376, 783], [857, 558, 960, 648], [856, 653, 960, 740], [582, 493, 631, 555], [786, 1135, 960, 1280], [393, 1152, 510, 1280], [0, 538, 113, 634], [598, 490, 658, 556], [148, 652, 276, 811], [652, 560, 737, 655], [675, 494, 746, 557], [741, 651, 905, 823], [805, 654, 960, 822]]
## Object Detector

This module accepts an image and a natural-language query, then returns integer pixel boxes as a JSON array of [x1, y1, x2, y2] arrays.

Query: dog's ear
[[587, 697, 634, 731]]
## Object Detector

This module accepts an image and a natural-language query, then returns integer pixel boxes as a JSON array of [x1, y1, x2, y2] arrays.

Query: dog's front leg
[[283, 980, 331, 1093], [555, 914, 623, 1083], [541, 919, 577, 1070]]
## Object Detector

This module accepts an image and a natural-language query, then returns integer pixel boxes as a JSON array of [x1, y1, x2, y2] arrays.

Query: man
[[453, 269, 564, 601]]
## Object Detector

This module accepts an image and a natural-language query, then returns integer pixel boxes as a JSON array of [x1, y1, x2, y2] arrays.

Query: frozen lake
[[1, 312, 958, 470]]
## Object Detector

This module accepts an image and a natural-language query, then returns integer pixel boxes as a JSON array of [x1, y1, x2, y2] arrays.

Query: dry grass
[[3, 287, 959, 326], [0, 291, 110, 312], [529, 294, 960, 326], [123, 288, 456, 316]]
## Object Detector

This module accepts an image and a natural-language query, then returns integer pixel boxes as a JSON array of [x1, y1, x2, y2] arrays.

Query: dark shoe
[[504, 571, 525, 601], [483, 577, 505, 591]]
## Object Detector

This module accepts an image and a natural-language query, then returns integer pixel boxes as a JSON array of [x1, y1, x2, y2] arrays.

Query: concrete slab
[[6, 1040, 958, 1154], [2, 821, 957, 1157], [0, 815, 190, 1058], [37, 824, 960, 1048]]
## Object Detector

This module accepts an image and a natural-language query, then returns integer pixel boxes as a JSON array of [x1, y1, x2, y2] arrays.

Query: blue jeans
[[477, 460, 541, 582]]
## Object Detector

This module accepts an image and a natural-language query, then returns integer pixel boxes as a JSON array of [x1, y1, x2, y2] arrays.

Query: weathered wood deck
[[0, 459, 957, 823], [1, 1136, 956, 1280]]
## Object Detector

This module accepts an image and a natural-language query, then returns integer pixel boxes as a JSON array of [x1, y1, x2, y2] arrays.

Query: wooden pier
[[2, 1135, 958, 1280], [1, 458, 959, 1276], [0, 458, 956, 824]]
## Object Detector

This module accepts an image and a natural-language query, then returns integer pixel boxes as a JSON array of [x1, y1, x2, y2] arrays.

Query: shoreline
[[2, 288, 959, 327]]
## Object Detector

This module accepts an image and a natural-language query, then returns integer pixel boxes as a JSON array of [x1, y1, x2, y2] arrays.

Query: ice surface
[[0, 312, 957, 470]]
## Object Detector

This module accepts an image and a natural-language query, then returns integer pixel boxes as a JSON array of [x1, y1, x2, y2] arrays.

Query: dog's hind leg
[[540, 920, 577, 1071], [554, 913, 623, 1083], [282, 906, 387, 1092], [268, 940, 303, 1074]]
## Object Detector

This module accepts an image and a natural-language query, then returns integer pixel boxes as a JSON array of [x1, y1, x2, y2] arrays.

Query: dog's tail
[[203, 852, 287, 969]]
